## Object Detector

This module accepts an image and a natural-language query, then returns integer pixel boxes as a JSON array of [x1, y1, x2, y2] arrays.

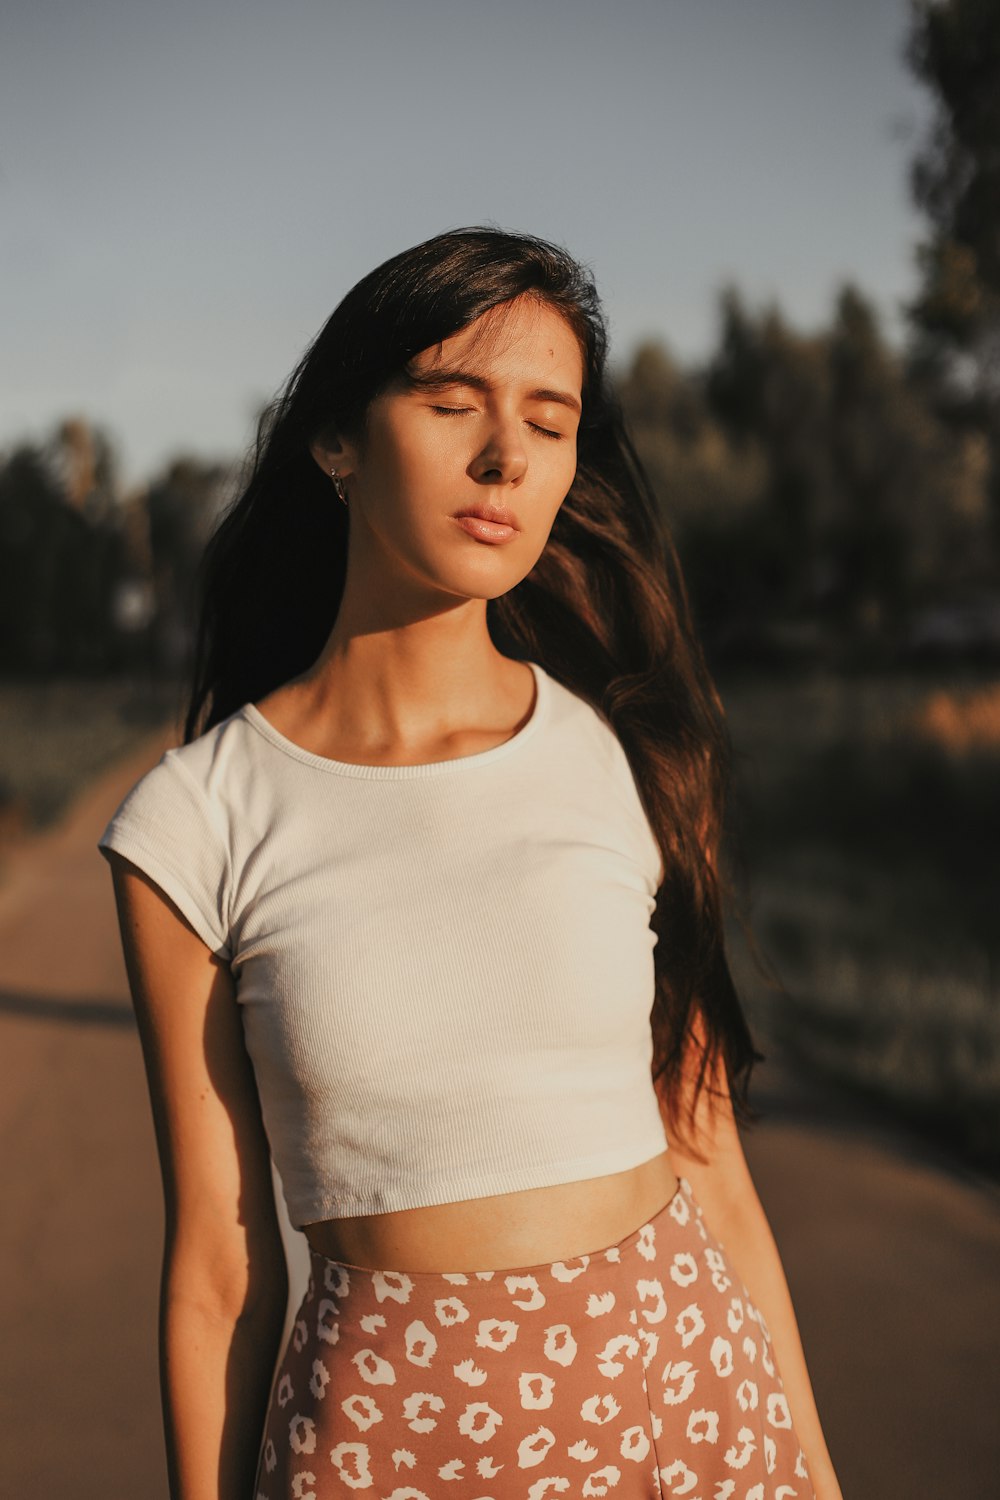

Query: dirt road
[[1, 731, 998, 1498]]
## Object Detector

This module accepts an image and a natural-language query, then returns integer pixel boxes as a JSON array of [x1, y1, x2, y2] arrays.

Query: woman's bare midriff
[[301, 1150, 679, 1273]]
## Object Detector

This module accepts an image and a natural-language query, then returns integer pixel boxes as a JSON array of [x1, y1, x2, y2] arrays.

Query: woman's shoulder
[[100, 707, 256, 844], [159, 705, 252, 792], [537, 665, 628, 768], [96, 712, 252, 958]]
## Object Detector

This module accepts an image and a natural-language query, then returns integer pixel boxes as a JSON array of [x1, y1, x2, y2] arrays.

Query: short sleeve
[[97, 750, 233, 960]]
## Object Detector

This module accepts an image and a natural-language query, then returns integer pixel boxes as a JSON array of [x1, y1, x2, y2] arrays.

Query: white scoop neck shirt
[[98, 660, 669, 1228]]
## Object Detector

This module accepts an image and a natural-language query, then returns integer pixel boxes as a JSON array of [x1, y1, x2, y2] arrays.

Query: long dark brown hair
[[183, 226, 761, 1145]]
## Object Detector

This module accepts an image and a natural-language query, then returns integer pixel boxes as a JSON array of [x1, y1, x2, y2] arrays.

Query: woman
[[99, 227, 842, 1500]]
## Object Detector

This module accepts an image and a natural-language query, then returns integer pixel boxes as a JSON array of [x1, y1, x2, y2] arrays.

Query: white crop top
[[97, 661, 669, 1229]]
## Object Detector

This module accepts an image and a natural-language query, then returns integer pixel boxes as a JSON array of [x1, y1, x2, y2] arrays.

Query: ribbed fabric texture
[[97, 661, 670, 1229]]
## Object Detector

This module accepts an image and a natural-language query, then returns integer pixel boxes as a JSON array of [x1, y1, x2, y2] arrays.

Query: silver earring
[[330, 468, 347, 505]]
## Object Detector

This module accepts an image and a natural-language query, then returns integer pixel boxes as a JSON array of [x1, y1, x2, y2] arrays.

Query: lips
[[453, 504, 520, 531], [453, 514, 518, 544]]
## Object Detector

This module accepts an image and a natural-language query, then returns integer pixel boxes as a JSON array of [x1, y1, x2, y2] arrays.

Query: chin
[[424, 546, 529, 592], [454, 572, 525, 602]]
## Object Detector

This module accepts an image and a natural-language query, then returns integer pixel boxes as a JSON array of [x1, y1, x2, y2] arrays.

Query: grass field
[[718, 666, 1000, 1170], [0, 675, 186, 839]]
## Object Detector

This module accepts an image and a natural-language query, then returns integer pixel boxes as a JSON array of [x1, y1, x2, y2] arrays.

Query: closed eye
[[431, 406, 564, 440]]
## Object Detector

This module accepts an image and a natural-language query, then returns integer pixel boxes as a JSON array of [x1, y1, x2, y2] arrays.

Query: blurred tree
[[705, 290, 835, 623], [145, 456, 234, 672], [46, 417, 119, 523], [0, 422, 239, 678], [827, 284, 988, 632], [0, 444, 66, 671], [618, 283, 991, 660], [0, 427, 126, 674], [617, 338, 771, 644], [905, 0, 1000, 560], [905, 0, 1000, 395]]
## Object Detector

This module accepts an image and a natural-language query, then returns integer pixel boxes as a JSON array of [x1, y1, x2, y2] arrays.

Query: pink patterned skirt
[[254, 1176, 814, 1498]]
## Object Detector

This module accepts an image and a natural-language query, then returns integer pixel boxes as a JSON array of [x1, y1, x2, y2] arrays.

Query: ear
[[308, 431, 358, 481]]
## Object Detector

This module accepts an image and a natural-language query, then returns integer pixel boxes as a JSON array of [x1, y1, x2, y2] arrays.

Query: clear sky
[[1, 0, 933, 489]]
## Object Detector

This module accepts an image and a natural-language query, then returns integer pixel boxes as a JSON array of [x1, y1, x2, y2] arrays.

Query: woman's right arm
[[107, 853, 289, 1500]]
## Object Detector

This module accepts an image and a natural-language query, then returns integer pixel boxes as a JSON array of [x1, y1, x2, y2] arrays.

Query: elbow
[[162, 1223, 288, 1332]]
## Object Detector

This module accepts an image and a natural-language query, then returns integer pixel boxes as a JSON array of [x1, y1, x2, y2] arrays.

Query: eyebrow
[[406, 367, 582, 416]]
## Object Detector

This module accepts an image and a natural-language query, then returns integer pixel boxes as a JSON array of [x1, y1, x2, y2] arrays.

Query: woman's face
[[318, 295, 584, 603]]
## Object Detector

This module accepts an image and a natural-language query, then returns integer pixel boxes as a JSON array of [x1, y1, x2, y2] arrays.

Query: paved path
[[1, 731, 998, 1499]]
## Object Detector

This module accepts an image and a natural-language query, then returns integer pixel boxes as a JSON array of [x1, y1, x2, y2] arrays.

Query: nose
[[469, 420, 528, 487]]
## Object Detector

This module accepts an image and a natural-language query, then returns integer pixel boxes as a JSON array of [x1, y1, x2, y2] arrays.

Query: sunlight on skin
[[309, 296, 584, 617]]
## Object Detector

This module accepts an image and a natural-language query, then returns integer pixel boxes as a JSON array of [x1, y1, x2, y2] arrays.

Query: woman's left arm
[[664, 1048, 844, 1500]]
